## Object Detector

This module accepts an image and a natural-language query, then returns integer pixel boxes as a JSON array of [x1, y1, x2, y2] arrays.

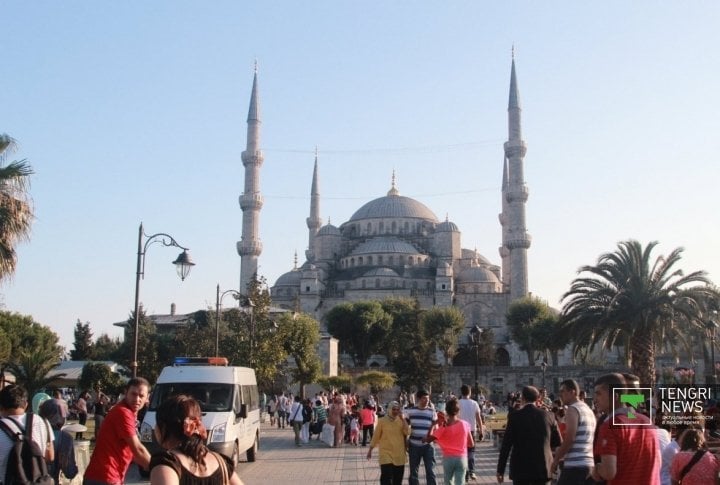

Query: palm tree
[[6, 348, 65, 396], [0, 133, 34, 281], [560, 239, 717, 387]]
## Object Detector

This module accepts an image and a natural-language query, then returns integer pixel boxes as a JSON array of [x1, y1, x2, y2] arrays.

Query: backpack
[[0, 413, 54, 485]]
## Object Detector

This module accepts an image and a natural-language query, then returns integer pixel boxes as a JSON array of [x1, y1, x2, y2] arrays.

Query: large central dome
[[349, 185, 438, 223]]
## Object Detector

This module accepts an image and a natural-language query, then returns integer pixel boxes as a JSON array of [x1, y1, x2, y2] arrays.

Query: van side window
[[234, 384, 243, 413]]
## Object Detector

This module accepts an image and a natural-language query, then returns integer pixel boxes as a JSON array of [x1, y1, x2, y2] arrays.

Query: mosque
[[237, 56, 532, 367]]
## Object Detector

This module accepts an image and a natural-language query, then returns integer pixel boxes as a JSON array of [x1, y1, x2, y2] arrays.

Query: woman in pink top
[[670, 428, 720, 485], [426, 398, 474, 485]]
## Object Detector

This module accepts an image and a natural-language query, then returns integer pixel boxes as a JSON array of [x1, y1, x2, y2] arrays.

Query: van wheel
[[246, 433, 258, 462]]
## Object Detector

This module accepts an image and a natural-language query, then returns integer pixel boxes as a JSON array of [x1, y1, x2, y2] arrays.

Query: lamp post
[[215, 285, 241, 357], [540, 360, 548, 389], [242, 296, 256, 365], [132, 222, 194, 378], [469, 325, 482, 401]]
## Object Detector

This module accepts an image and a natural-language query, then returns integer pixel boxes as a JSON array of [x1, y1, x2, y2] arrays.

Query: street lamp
[[540, 361, 548, 389], [242, 296, 256, 365], [468, 325, 482, 401], [132, 222, 194, 378], [215, 284, 241, 357]]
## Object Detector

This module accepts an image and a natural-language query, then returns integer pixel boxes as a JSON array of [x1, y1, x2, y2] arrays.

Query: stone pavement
[[234, 420, 501, 484]]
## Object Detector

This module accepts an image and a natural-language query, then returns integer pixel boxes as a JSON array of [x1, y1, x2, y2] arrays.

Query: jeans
[[408, 444, 436, 485], [442, 455, 467, 485], [466, 446, 475, 473], [362, 424, 374, 446], [557, 466, 594, 485], [379, 463, 404, 485]]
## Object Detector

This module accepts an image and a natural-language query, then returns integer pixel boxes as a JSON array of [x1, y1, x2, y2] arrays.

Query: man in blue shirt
[[404, 389, 437, 485]]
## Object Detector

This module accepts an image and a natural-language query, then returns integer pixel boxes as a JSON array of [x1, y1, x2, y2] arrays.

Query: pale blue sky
[[3, 2, 719, 351]]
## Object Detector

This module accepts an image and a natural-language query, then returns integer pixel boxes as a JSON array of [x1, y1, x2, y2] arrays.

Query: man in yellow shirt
[[367, 401, 410, 485]]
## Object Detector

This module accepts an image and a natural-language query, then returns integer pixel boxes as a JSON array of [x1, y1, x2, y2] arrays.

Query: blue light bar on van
[[173, 357, 229, 366]]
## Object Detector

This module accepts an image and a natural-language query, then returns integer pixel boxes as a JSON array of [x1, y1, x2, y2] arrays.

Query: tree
[[316, 375, 352, 394], [92, 333, 122, 361], [78, 362, 125, 396], [71, 320, 94, 360], [325, 301, 392, 366], [6, 348, 65, 396], [171, 310, 216, 358], [561, 239, 718, 388], [453, 328, 496, 366], [277, 312, 322, 398], [354, 370, 396, 400], [116, 308, 161, 381], [506, 296, 555, 365], [421, 306, 466, 365], [0, 133, 34, 281]]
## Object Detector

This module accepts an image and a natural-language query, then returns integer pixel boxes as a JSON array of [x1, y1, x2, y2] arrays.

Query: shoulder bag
[[678, 449, 707, 485]]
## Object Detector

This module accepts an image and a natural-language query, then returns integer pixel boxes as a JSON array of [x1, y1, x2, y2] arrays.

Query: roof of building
[[275, 268, 302, 286], [456, 266, 501, 284], [436, 220, 459, 232], [317, 223, 341, 236], [363, 268, 400, 277], [350, 237, 421, 256], [348, 190, 438, 223]]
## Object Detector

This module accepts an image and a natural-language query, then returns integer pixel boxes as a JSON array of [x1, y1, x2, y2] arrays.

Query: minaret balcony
[[237, 240, 263, 256], [506, 186, 529, 203], [505, 234, 532, 250], [241, 150, 265, 166], [239, 192, 264, 210], [503, 140, 527, 159]]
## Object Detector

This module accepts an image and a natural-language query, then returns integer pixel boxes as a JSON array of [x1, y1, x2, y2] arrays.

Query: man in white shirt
[[458, 384, 483, 481], [0, 385, 54, 480]]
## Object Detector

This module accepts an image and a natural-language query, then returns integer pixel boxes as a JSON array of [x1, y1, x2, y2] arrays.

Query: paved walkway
[[234, 420, 501, 484]]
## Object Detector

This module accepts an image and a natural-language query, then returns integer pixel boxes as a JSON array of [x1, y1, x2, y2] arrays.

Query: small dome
[[436, 220, 459, 232], [457, 267, 500, 284], [275, 269, 301, 286], [351, 237, 420, 256], [461, 248, 491, 265], [317, 224, 341, 236], [363, 268, 399, 277]]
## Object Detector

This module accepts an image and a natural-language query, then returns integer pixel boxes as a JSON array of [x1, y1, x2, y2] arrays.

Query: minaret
[[498, 156, 510, 287], [237, 64, 264, 293], [503, 51, 531, 301], [305, 148, 322, 261]]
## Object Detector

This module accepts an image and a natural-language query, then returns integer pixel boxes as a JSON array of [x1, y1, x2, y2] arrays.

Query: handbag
[[678, 449, 706, 484]]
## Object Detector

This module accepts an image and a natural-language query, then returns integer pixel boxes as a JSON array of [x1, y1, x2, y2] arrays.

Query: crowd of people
[[3, 371, 720, 485]]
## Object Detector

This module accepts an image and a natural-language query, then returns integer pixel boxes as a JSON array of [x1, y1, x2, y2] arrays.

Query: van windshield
[[150, 383, 234, 413]]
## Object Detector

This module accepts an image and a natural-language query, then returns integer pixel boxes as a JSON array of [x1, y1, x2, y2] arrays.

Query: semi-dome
[[363, 268, 400, 277], [456, 267, 500, 284], [436, 220, 459, 232], [351, 237, 421, 255], [275, 268, 301, 286], [317, 223, 341, 236], [348, 187, 438, 223], [461, 248, 491, 265]]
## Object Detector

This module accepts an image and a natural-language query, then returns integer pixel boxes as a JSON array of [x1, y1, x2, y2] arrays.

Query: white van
[[139, 357, 261, 465]]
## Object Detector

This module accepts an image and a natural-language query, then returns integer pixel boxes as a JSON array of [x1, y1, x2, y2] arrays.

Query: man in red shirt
[[83, 377, 151, 485], [591, 373, 660, 485]]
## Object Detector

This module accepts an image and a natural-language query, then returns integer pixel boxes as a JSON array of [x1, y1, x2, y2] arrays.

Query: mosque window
[[368, 256, 373, 265], [441, 284, 446, 290], [379, 221, 384, 232], [391, 221, 397, 233], [399, 255, 404, 265], [375, 279, 380, 288], [358, 256, 363, 265], [378, 255, 383, 264], [404, 221, 409, 233], [408, 256, 413, 265], [474, 285, 479, 293], [305, 286, 310, 292], [402, 280, 406, 288], [362, 280, 366, 289], [412, 281, 418, 289], [425, 281, 431, 289], [388, 256, 394, 265], [367, 222, 371, 234], [351, 258, 355, 267]]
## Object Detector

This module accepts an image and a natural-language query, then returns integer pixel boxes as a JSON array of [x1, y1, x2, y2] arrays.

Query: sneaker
[[468, 472, 477, 481]]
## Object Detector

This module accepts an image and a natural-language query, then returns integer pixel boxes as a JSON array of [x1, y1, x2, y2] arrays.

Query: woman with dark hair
[[150, 395, 244, 485], [425, 397, 474, 485], [39, 399, 78, 484], [670, 427, 720, 485]]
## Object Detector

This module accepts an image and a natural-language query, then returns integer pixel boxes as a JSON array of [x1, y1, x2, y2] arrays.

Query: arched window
[[388, 256, 394, 265], [358, 256, 363, 266], [408, 256, 413, 265], [378, 255, 383, 264], [391, 221, 397, 233], [495, 348, 511, 366], [368, 256, 373, 265], [350, 258, 355, 267]]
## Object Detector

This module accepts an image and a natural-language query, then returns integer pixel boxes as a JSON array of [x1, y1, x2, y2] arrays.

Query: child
[[349, 415, 360, 445]]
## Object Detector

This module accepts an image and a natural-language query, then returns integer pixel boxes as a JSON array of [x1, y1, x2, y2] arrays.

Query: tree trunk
[[630, 330, 655, 388]]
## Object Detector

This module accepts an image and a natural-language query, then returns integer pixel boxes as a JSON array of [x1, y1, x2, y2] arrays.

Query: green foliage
[[78, 362, 125, 395], [506, 296, 555, 365], [6, 348, 65, 396], [561, 239, 718, 387], [316, 375, 352, 393], [277, 312, 322, 398], [71, 320, 94, 360], [421, 306, 466, 365], [116, 308, 161, 381], [0, 133, 34, 281], [325, 301, 392, 366], [0, 311, 62, 363], [92, 333, 122, 361], [354, 370, 396, 397]]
